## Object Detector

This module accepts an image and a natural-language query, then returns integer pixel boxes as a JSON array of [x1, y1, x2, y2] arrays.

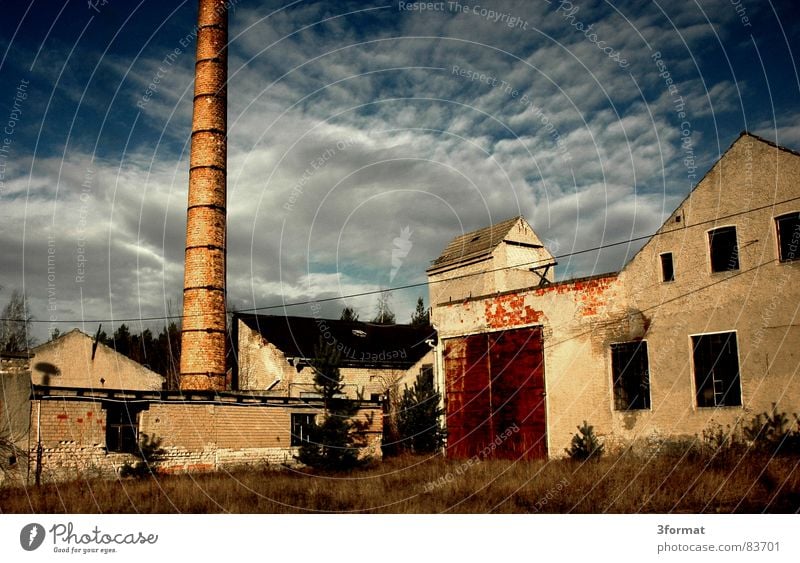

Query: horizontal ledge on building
[[180, 327, 227, 334], [183, 285, 225, 293], [196, 23, 226, 32], [191, 128, 226, 137], [187, 203, 226, 212], [185, 244, 226, 252], [30, 385, 384, 407], [195, 56, 225, 65], [193, 92, 226, 102], [189, 164, 226, 173]]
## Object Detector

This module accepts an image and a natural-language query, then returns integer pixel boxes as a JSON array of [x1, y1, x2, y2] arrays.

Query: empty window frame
[[660, 252, 675, 282], [291, 413, 316, 447], [611, 341, 651, 410], [708, 226, 739, 272], [105, 403, 141, 453], [776, 212, 800, 262], [692, 332, 741, 408]]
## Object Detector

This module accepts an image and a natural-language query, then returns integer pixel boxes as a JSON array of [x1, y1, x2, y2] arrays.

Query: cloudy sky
[[0, 0, 798, 342]]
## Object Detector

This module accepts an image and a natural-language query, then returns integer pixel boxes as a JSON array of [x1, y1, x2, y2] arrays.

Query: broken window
[[708, 226, 739, 272], [105, 402, 142, 453], [692, 332, 741, 408], [776, 212, 800, 262], [611, 341, 650, 410], [291, 413, 316, 447], [660, 253, 675, 282]]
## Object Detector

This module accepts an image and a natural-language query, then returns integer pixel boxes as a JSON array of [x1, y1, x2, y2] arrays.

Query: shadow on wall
[[34, 362, 61, 386]]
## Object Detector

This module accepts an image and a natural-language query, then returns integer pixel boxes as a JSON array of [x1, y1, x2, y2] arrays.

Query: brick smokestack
[[180, 0, 228, 391]]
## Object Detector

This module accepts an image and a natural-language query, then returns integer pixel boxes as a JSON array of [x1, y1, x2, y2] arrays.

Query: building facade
[[30, 329, 164, 391], [429, 133, 800, 460]]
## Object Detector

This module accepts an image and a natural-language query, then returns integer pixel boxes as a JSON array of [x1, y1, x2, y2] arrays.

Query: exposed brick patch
[[484, 293, 543, 328]]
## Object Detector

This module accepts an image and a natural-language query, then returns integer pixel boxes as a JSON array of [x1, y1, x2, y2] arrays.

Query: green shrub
[[566, 421, 604, 461]]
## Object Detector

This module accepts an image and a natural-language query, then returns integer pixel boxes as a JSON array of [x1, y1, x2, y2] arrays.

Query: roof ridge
[[740, 130, 800, 158], [428, 215, 525, 270]]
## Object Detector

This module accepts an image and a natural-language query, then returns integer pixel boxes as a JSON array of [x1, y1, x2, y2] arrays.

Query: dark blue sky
[[1, 0, 799, 340]]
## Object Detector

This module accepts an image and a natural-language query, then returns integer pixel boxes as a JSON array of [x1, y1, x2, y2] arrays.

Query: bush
[[566, 421, 604, 461], [743, 404, 800, 455]]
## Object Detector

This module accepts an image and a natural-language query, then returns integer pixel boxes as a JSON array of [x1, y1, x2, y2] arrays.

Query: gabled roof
[[428, 216, 522, 272], [236, 313, 436, 369], [621, 130, 800, 273]]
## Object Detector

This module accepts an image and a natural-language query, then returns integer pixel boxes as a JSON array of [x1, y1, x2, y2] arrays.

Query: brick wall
[[25, 398, 382, 483]]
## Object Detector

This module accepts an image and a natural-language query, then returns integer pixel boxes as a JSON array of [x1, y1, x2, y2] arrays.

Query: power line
[[3, 194, 799, 324]]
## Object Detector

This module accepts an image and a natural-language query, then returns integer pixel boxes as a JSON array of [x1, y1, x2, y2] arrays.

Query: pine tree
[[565, 420, 604, 461], [410, 296, 429, 327], [397, 368, 445, 454], [340, 306, 359, 322], [297, 338, 364, 470]]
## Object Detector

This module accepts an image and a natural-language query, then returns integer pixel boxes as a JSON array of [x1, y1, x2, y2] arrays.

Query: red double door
[[444, 327, 547, 460]]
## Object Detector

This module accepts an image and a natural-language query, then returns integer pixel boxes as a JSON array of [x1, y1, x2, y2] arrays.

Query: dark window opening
[[370, 393, 382, 402], [291, 413, 316, 447], [105, 402, 143, 453], [660, 253, 675, 282], [420, 364, 434, 383], [708, 226, 739, 272], [611, 341, 650, 410], [776, 212, 800, 262], [692, 332, 741, 408]]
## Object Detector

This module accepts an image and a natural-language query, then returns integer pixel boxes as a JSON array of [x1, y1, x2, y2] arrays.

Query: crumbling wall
[[25, 398, 382, 483], [0, 355, 33, 485], [433, 273, 625, 458]]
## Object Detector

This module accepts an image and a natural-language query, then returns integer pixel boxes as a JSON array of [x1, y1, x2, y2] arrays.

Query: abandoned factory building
[[234, 313, 436, 400], [429, 132, 800, 460], [2, 131, 799, 484]]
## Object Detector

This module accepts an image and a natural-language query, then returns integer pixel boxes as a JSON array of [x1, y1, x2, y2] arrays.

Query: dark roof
[[428, 216, 521, 271], [236, 314, 436, 369]]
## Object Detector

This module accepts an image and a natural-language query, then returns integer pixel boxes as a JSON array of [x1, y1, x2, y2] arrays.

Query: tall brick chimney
[[180, 0, 228, 391]]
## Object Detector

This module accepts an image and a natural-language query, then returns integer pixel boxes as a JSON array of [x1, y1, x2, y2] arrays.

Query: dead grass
[[1, 449, 799, 513]]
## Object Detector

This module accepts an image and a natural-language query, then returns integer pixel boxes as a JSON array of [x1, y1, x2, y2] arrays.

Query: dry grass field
[[2, 447, 799, 514]]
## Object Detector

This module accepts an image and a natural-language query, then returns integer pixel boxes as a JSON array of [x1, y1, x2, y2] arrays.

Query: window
[[611, 341, 650, 410], [291, 413, 316, 447], [692, 332, 741, 407], [776, 212, 800, 262], [708, 226, 739, 272], [660, 253, 675, 282], [105, 403, 142, 453]]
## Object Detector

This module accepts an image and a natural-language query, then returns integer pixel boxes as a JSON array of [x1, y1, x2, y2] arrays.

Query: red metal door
[[444, 327, 547, 460], [443, 334, 492, 459]]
